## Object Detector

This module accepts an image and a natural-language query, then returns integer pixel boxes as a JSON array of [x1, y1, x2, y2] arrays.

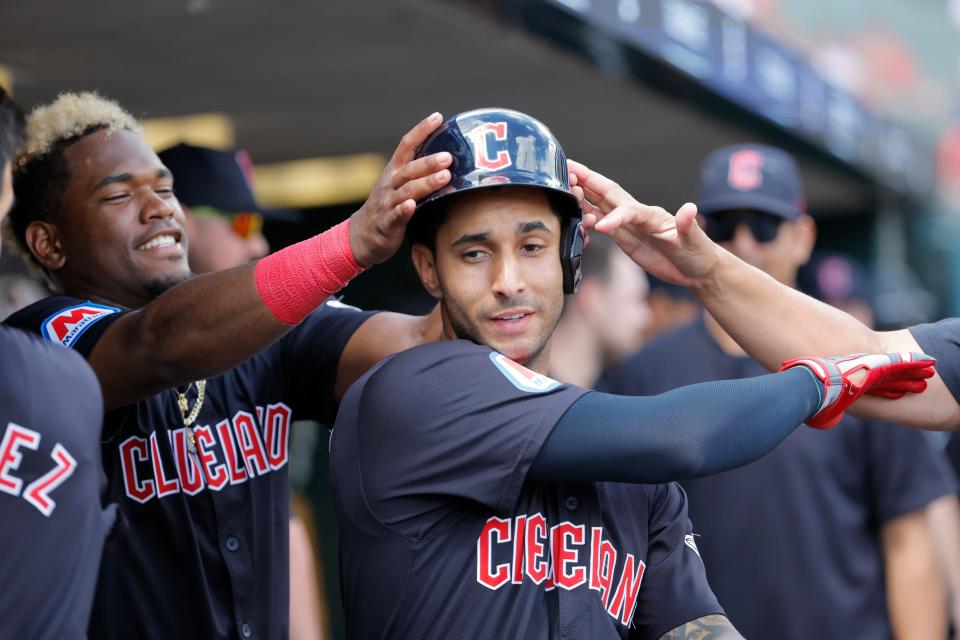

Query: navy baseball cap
[[698, 143, 805, 220], [159, 143, 263, 214]]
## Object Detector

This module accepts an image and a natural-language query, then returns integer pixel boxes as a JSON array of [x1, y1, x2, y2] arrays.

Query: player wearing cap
[[157, 143, 275, 273], [567, 157, 960, 432], [329, 109, 935, 639], [0, 88, 115, 639], [603, 144, 952, 640], [1, 91, 452, 639]]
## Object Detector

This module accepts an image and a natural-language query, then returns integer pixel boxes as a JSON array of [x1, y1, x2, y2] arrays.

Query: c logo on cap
[[727, 149, 764, 191]]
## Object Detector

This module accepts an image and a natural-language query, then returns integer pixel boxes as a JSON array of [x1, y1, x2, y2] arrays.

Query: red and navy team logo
[[41, 302, 120, 348], [476, 515, 647, 627], [468, 122, 512, 171], [119, 402, 292, 503], [727, 149, 764, 191]]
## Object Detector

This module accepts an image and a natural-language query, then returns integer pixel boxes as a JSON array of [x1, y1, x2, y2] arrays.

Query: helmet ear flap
[[561, 218, 585, 295]]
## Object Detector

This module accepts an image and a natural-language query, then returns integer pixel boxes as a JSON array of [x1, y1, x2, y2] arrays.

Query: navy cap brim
[[699, 192, 802, 220]]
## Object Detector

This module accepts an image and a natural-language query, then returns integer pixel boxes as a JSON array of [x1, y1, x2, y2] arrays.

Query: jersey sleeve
[[631, 483, 724, 639], [277, 298, 374, 424], [2, 295, 125, 359], [865, 421, 956, 523], [355, 341, 587, 535], [910, 318, 960, 404]]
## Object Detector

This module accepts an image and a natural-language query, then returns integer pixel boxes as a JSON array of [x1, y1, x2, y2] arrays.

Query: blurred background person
[[158, 143, 274, 272], [159, 143, 326, 640], [549, 232, 652, 388], [801, 251, 960, 638], [0, 273, 45, 320], [641, 274, 700, 342], [604, 143, 953, 640]]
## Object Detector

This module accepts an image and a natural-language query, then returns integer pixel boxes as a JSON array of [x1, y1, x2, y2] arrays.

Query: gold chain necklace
[[177, 380, 207, 453]]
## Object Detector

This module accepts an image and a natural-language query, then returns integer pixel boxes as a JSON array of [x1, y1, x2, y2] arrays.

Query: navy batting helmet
[[411, 108, 585, 294]]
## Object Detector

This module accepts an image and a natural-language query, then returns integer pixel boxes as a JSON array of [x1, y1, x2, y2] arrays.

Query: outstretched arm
[[568, 159, 960, 430], [530, 353, 934, 484], [90, 114, 452, 409]]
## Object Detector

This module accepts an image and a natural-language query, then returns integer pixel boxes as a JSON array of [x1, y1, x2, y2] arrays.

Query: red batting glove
[[779, 352, 936, 429]]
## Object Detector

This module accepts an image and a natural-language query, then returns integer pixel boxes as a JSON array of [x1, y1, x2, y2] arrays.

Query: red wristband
[[255, 219, 366, 325]]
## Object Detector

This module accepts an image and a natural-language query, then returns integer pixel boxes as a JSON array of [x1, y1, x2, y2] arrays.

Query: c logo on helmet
[[469, 122, 511, 171]]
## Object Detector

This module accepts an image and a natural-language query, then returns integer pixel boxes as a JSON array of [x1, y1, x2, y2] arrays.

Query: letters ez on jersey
[[0, 422, 78, 516]]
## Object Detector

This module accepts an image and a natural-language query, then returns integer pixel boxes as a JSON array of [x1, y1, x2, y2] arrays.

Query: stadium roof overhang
[[0, 0, 927, 215]]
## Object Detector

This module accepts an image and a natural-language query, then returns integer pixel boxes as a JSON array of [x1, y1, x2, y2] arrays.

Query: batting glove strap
[[780, 352, 936, 430]]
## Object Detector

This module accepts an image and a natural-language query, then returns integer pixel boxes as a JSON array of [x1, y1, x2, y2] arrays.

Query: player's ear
[[792, 214, 817, 267], [411, 243, 442, 299], [25, 220, 67, 271]]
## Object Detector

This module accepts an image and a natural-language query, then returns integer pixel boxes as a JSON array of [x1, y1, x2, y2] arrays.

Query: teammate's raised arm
[[568, 158, 960, 430], [3, 93, 450, 409]]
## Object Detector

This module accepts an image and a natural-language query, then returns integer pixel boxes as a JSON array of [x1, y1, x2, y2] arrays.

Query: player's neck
[[59, 280, 141, 310], [548, 312, 600, 387]]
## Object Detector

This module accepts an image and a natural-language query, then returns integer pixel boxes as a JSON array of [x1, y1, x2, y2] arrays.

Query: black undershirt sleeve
[[529, 367, 822, 483]]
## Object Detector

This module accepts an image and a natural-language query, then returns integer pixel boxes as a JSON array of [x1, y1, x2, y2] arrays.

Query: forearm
[[92, 220, 363, 409], [659, 615, 743, 639], [882, 511, 947, 640], [693, 250, 885, 370], [91, 263, 290, 408], [529, 367, 821, 484]]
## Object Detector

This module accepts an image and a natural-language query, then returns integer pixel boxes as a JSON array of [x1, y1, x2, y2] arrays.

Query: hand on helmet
[[349, 113, 452, 266]]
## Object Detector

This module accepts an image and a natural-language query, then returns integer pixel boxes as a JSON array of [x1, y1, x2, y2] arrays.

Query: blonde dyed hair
[[17, 91, 141, 166], [4, 92, 141, 288]]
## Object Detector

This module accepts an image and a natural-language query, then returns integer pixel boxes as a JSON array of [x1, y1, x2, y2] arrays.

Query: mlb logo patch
[[489, 352, 561, 393], [41, 302, 121, 348]]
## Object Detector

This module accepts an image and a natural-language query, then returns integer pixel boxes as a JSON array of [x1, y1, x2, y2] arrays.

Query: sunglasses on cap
[[191, 206, 264, 240], [703, 210, 785, 244]]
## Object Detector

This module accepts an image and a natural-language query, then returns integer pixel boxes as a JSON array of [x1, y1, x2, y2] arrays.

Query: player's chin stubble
[[441, 290, 556, 367], [145, 271, 193, 300]]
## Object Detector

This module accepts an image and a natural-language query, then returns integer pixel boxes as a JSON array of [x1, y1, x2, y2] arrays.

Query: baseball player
[[0, 88, 115, 638], [567, 160, 960, 431], [329, 108, 935, 639], [1, 91, 452, 639]]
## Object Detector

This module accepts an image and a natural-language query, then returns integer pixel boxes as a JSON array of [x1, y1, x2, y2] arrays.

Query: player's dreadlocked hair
[[0, 87, 25, 190], [2, 92, 141, 276]]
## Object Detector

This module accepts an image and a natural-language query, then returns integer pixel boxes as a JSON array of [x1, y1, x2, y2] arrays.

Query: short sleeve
[[911, 319, 960, 404], [866, 421, 956, 523], [3, 295, 125, 358], [631, 483, 724, 639], [356, 341, 587, 537], [278, 298, 374, 424]]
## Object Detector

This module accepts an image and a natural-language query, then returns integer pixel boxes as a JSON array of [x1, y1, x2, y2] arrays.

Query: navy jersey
[[0, 325, 114, 639], [603, 316, 954, 640], [5, 295, 372, 640], [912, 318, 960, 404], [331, 340, 722, 639]]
